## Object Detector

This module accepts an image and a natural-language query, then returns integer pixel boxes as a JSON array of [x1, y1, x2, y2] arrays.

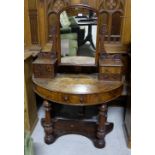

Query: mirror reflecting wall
[[59, 8, 97, 65]]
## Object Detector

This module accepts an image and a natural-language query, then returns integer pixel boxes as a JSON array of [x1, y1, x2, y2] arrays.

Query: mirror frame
[[48, 2, 107, 67]]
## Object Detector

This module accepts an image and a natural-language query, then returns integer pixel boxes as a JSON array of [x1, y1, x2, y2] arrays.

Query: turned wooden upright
[[32, 1, 123, 149]]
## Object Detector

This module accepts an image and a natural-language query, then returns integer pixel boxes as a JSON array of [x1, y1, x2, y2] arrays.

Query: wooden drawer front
[[33, 64, 55, 78], [100, 66, 122, 74], [34, 85, 123, 106], [99, 66, 122, 81], [99, 73, 122, 81], [60, 94, 101, 105]]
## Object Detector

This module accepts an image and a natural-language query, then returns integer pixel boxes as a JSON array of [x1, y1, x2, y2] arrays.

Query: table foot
[[94, 104, 113, 148], [94, 122, 113, 148]]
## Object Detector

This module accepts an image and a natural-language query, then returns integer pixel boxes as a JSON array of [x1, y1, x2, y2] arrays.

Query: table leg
[[95, 104, 113, 148], [42, 100, 55, 144]]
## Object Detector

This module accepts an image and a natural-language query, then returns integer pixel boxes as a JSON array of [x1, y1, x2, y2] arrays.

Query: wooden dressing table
[[32, 2, 123, 148]]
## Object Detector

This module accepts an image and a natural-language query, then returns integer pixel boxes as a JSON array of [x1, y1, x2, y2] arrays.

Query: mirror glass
[[59, 8, 97, 65]]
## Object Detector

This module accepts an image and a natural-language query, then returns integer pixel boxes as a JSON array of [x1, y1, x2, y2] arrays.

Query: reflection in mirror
[[60, 8, 97, 65]]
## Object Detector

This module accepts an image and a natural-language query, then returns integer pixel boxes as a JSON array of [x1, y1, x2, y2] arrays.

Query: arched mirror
[[58, 6, 98, 66]]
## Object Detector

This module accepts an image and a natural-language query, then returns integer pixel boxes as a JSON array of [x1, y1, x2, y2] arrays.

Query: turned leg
[[95, 104, 108, 148], [94, 104, 113, 148], [42, 100, 55, 144]]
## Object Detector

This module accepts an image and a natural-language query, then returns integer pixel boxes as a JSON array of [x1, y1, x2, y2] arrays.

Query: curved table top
[[33, 74, 123, 106]]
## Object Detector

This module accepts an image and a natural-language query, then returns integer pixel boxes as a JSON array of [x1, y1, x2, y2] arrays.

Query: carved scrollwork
[[99, 0, 123, 10], [48, 0, 70, 13], [105, 0, 120, 10]]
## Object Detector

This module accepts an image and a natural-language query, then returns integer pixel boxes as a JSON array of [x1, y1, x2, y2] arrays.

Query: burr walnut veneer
[[33, 74, 123, 106]]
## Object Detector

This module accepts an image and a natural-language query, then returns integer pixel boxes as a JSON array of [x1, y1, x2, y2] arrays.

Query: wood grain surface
[[33, 74, 123, 105]]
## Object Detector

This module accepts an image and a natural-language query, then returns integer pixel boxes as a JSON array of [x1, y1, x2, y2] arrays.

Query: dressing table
[[32, 2, 123, 148]]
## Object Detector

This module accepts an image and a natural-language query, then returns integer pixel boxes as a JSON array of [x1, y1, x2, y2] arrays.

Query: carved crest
[[48, 0, 70, 13], [99, 0, 123, 10]]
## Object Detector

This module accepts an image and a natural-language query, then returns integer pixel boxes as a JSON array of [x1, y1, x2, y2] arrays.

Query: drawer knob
[[63, 96, 69, 101], [80, 96, 84, 103]]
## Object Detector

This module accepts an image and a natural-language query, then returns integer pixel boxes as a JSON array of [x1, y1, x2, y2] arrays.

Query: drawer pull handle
[[80, 96, 84, 103], [64, 96, 69, 101]]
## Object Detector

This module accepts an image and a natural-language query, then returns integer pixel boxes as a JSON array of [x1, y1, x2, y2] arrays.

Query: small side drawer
[[33, 58, 57, 78], [61, 94, 86, 105], [100, 66, 122, 74]]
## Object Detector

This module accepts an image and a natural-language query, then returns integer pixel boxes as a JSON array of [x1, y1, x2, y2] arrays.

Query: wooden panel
[[24, 52, 38, 133], [37, 0, 48, 47], [28, 0, 39, 44], [71, 0, 82, 5], [26, 0, 130, 49], [100, 66, 122, 74], [121, 0, 131, 44], [24, 82, 30, 131], [104, 43, 128, 53], [28, 0, 37, 9], [24, 0, 31, 48], [29, 9, 39, 44], [97, 0, 124, 43], [123, 46, 131, 148], [124, 94, 131, 148]]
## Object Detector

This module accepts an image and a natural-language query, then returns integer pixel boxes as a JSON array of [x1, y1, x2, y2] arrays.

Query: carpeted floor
[[31, 106, 131, 155]]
